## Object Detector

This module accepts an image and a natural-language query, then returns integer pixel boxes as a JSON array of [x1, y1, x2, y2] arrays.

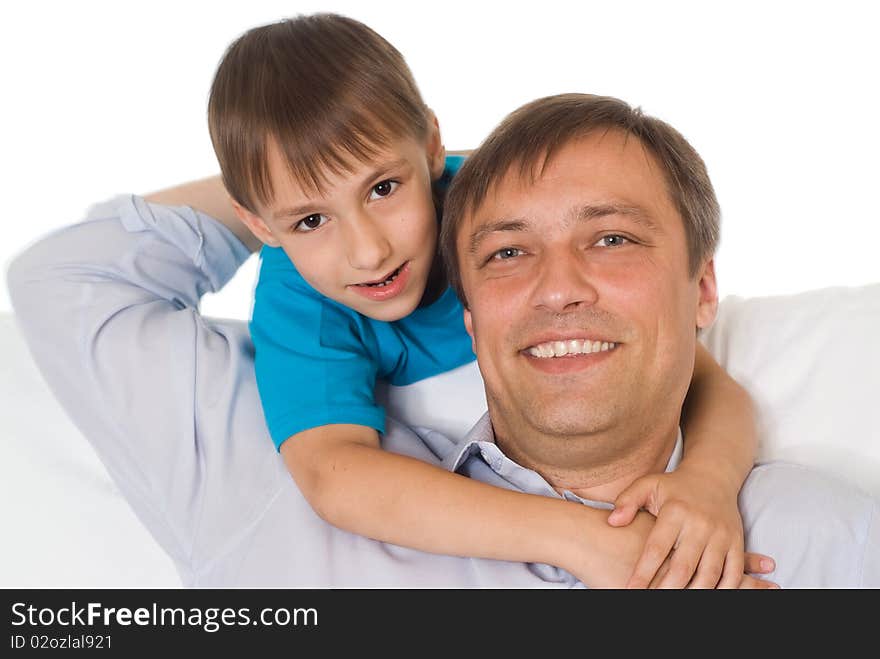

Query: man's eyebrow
[[468, 219, 530, 255], [272, 158, 410, 221], [573, 203, 659, 231], [467, 203, 659, 254]]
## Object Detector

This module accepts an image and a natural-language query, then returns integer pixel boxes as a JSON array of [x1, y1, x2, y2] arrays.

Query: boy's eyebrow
[[360, 158, 410, 188], [272, 158, 411, 221], [273, 205, 319, 221]]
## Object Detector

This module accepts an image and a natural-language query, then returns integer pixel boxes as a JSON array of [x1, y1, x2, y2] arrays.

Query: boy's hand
[[646, 552, 779, 589], [607, 469, 777, 589]]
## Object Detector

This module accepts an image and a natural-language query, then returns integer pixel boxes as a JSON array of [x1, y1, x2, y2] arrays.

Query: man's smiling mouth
[[526, 339, 617, 358]]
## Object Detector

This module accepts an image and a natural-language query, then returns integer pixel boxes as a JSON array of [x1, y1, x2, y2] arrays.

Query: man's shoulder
[[740, 461, 879, 587], [747, 460, 872, 496], [743, 460, 876, 519]]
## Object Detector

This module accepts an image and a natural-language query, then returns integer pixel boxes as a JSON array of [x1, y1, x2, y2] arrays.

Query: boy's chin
[[352, 296, 420, 323]]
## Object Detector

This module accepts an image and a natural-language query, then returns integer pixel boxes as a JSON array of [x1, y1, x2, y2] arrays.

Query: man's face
[[239, 132, 445, 322], [457, 130, 717, 454]]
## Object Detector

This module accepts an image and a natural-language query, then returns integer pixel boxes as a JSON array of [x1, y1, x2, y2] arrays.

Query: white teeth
[[362, 269, 400, 287], [527, 340, 617, 358]]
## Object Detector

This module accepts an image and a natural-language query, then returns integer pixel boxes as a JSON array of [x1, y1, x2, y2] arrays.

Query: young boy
[[148, 13, 772, 587]]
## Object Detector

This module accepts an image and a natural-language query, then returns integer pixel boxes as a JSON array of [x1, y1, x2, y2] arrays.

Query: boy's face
[[237, 127, 446, 322]]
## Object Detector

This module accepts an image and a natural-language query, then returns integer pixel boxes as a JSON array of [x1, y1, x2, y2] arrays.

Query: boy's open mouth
[[353, 262, 406, 288], [348, 262, 412, 303]]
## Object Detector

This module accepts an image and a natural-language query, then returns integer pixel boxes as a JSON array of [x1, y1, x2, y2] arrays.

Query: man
[[8, 94, 878, 588]]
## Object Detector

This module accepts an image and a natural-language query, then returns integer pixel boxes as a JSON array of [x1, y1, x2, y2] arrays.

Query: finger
[[738, 575, 761, 589], [655, 530, 707, 589], [609, 478, 658, 526], [655, 514, 713, 589], [739, 574, 781, 589], [717, 545, 745, 590], [648, 557, 672, 589], [606, 503, 639, 527], [626, 520, 680, 588], [686, 537, 728, 589], [743, 552, 776, 575]]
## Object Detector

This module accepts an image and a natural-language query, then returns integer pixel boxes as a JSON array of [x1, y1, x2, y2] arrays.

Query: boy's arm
[[283, 423, 776, 588], [283, 423, 657, 588], [682, 343, 756, 494], [611, 342, 764, 588]]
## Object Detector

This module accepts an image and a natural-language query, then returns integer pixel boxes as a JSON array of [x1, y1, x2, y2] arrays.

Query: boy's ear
[[425, 109, 446, 180], [230, 198, 281, 248]]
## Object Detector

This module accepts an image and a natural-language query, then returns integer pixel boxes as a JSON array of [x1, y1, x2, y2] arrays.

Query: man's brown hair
[[440, 93, 720, 307], [208, 13, 430, 214]]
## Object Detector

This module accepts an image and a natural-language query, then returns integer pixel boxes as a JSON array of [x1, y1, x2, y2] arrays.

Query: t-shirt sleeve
[[250, 263, 386, 450]]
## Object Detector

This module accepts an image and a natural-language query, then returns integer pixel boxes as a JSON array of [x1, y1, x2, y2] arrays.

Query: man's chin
[[514, 403, 615, 440]]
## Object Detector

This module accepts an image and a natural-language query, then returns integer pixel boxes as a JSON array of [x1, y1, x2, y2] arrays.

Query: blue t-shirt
[[250, 155, 474, 450]]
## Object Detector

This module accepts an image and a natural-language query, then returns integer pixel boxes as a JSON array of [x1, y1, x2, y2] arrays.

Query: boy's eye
[[294, 214, 329, 233], [369, 179, 399, 200], [594, 234, 629, 248]]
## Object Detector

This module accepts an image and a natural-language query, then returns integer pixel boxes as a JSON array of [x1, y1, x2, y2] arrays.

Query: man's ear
[[695, 258, 719, 330], [463, 308, 477, 354], [425, 109, 446, 180], [231, 198, 281, 248]]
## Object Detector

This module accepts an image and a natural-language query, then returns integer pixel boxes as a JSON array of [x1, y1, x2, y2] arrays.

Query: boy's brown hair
[[208, 13, 431, 214], [440, 93, 721, 307]]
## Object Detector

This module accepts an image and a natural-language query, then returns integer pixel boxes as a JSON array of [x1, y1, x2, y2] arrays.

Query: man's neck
[[493, 421, 680, 504]]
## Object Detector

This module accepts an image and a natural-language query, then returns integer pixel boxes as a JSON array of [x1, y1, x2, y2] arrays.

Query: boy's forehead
[[263, 133, 420, 208]]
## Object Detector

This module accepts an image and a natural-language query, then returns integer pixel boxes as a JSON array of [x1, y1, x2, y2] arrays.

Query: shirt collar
[[443, 412, 684, 505]]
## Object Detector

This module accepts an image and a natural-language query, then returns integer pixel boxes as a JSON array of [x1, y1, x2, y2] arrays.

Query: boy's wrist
[[674, 460, 743, 498], [544, 503, 624, 585]]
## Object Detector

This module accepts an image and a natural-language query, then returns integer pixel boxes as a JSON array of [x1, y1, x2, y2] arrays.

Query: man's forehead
[[461, 132, 674, 236]]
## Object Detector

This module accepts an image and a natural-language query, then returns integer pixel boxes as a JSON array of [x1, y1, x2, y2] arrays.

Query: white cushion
[[700, 284, 880, 499]]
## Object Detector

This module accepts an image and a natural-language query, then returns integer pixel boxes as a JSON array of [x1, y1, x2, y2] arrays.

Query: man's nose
[[345, 213, 393, 271], [531, 248, 599, 313]]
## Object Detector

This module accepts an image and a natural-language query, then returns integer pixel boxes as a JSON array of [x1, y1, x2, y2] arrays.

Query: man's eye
[[594, 234, 629, 248], [294, 214, 329, 233], [490, 247, 523, 261], [369, 179, 399, 200]]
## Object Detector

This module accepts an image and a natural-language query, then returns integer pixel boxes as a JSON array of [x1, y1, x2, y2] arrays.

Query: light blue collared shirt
[[8, 196, 879, 588]]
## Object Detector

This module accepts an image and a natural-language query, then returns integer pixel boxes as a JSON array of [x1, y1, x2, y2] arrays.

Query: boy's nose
[[346, 216, 393, 272]]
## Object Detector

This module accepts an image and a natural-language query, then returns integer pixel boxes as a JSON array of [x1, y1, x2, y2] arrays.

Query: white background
[[2, 0, 878, 319]]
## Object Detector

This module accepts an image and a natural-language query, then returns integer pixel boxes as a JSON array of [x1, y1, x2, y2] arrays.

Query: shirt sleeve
[[250, 260, 387, 450], [6, 195, 283, 579], [861, 497, 880, 587]]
